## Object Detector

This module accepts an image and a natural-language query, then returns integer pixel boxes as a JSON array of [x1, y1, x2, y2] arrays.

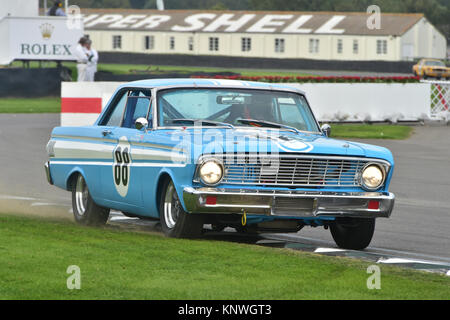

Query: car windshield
[[157, 88, 319, 133], [425, 60, 445, 66]]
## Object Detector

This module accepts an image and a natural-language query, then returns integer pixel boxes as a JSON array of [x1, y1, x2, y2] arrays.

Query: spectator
[[47, 1, 66, 17], [73, 37, 88, 82], [85, 39, 99, 82]]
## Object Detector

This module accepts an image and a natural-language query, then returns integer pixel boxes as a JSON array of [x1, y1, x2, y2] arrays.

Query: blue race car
[[45, 79, 395, 249]]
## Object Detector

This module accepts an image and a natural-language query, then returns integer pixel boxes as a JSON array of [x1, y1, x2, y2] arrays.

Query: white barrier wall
[[61, 81, 431, 127], [61, 82, 123, 127], [291, 83, 431, 122]]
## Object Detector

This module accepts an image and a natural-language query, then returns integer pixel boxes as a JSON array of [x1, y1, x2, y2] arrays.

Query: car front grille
[[220, 155, 369, 187]]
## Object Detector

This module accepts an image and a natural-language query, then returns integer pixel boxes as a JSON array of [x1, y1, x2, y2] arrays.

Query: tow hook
[[241, 210, 247, 226]]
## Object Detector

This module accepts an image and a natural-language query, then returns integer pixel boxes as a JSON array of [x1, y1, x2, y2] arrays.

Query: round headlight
[[199, 159, 223, 186], [361, 164, 385, 190]]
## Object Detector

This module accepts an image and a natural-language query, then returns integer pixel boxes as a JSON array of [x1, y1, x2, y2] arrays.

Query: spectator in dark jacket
[[47, 1, 66, 16]]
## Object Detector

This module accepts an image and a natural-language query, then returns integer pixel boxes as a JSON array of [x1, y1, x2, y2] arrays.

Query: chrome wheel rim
[[75, 175, 88, 216], [163, 182, 180, 229]]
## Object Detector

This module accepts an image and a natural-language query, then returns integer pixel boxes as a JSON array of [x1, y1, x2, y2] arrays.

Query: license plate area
[[271, 197, 315, 216]]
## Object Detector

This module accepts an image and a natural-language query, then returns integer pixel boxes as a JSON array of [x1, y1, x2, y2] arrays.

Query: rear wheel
[[159, 179, 203, 238], [330, 218, 375, 250], [72, 174, 109, 226]]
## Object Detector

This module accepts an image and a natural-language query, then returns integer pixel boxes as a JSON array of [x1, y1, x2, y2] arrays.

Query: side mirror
[[321, 124, 331, 137], [135, 117, 149, 132]]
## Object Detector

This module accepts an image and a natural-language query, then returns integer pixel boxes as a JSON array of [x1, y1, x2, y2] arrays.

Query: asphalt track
[[0, 114, 449, 270]]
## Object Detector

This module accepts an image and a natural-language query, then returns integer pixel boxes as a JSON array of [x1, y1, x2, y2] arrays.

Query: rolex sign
[[8, 17, 84, 62]]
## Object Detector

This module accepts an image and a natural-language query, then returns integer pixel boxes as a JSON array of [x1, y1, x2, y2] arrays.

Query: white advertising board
[[3, 16, 83, 63]]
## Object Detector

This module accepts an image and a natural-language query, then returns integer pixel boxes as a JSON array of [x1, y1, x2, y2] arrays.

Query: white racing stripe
[[50, 161, 186, 167], [131, 147, 187, 162], [53, 140, 114, 159], [52, 139, 187, 163]]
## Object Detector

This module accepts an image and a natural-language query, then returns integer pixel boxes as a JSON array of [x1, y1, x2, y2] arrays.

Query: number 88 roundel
[[113, 137, 132, 197]]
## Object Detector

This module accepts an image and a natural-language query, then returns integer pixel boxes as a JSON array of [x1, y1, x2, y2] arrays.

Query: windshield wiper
[[170, 119, 235, 129], [237, 119, 301, 134]]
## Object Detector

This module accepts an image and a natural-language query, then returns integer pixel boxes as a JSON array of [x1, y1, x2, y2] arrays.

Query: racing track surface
[[0, 114, 449, 268]]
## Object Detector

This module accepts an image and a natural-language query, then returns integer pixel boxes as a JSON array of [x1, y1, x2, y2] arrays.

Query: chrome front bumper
[[183, 187, 395, 218], [44, 161, 53, 185]]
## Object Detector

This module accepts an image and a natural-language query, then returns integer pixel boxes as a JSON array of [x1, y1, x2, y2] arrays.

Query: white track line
[[0, 194, 38, 201], [31, 202, 71, 207], [265, 233, 450, 263], [367, 246, 450, 263], [109, 216, 139, 221], [314, 248, 347, 253], [377, 257, 450, 267]]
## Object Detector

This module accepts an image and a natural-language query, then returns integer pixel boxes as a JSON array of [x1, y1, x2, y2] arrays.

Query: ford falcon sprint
[[45, 79, 395, 250]]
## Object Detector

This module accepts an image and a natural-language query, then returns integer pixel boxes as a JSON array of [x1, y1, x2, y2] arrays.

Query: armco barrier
[[61, 81, 431, 127]]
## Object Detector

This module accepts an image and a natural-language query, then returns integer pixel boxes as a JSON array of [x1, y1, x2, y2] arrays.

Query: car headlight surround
[[198, 158, 224, 186], [360, 163, 386, 191]]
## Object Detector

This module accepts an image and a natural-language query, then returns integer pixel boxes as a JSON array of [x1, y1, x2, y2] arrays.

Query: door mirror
[[321, 124, 331, 137], [135, 117, 149, 132]]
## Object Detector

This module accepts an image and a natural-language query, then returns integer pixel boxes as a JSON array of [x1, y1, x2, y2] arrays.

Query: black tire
[[330, 218, 375, 250], [72, 174, 110, 226], [159, 179, 203, 238]]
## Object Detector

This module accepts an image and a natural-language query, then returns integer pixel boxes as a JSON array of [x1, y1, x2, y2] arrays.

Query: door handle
[[102, 129, 112, 136]]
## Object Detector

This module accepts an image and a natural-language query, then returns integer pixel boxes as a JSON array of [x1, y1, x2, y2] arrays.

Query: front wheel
[[159, 179, 203, 238], [330, 218, 375, 250], [72, 174, 110, 226]]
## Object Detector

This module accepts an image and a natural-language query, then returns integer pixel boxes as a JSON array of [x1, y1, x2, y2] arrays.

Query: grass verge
[[0, 97, 60, 113], [331, 124, 413, 140], [0, 214, 448, 300], [10, 61, 315, 81]]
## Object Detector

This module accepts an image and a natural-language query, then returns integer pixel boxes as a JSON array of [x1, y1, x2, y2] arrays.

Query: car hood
[[175, 128, 394, 164]]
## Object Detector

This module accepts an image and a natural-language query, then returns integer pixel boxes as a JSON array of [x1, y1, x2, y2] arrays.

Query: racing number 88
[[114, 147, 130, 187]]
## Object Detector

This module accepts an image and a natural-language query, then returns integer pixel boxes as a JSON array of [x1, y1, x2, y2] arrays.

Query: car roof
[[117, 78, 305, 95], [421, 58, 443, 62]]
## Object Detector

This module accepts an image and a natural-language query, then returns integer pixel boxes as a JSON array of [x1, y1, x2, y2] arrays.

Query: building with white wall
[[81, 9, 447, 62]]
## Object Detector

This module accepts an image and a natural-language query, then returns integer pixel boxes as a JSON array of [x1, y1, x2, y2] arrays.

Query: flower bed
[[192, 75, 420, 83]]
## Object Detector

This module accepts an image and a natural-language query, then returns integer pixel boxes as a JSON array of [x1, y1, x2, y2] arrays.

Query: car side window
[[121, 90, 152, 129], [275, 96, 314, 131], [101, 91, 128, 127]]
